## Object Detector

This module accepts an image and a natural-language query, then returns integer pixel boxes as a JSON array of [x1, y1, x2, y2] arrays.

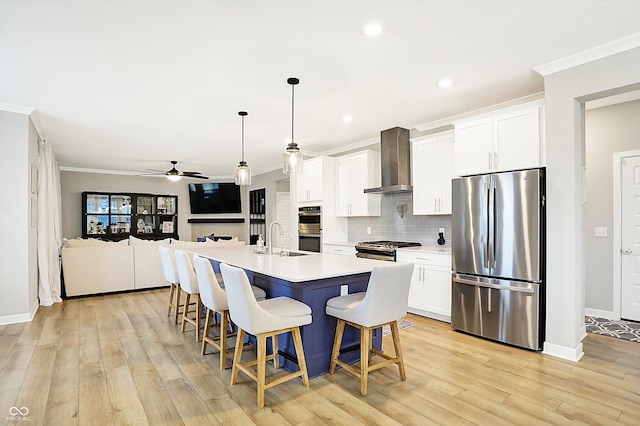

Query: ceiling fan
[[140, 161, 209, 181]]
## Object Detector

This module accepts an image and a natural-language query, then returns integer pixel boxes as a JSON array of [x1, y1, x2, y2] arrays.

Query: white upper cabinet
[[454, 101, 543, 176], [297, 157, 326, 203], [411, 130, 455, 215], [335, 150, 381, 217]]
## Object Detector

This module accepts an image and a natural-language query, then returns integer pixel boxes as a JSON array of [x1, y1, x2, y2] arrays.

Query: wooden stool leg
[[201, 308, 212, 356], [231, 328, 245, 385], [272, 333, 279, 369], [174, 286, 182, 324], [181, 293, 190, 333], [390, 320, 406, 381], [220, 310, 229, 370], [195, 295, 202, 342], [329, 320, 346, 374], [257, 333, 267, 408], [292, 327, 309, 387], [360, 325, 370, 396], [167, 284, 175, 316]]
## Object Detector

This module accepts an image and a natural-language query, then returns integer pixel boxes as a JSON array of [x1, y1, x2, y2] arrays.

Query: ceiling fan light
[[167, 174, 182, 182], [235, 161, 251, 185]]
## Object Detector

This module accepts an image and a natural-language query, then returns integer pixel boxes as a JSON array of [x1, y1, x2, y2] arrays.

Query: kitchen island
[[188, 245, 391, 378]]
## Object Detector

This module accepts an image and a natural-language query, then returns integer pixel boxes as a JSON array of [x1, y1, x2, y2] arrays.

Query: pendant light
[[283, 77, 303, 174], [235, 111, 251, 185]]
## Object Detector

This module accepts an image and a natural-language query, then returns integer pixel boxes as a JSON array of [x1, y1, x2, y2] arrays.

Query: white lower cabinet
[[396, 250, 451, 322], [323, 243, 356, 256]]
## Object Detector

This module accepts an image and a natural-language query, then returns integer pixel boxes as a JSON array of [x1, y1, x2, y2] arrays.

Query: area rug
[[382, 319, 416, 336], [586, 316, 640, 342]]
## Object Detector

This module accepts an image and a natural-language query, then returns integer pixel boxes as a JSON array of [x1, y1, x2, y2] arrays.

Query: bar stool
[[192, 255, 266, 370], [325, 262, 414, 396], [159, 246, 182, 324], [175, 250, 205, 342], [220, 262, 312, 408]]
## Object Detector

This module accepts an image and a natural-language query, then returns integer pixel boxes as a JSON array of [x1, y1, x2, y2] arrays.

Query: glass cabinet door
[[86, 194, 110, 214], [109, 215, 131, 234], [86, 214, 109, 235], [136, 196, 155, 215], [110, 195, 131, 214], [157, 196, 176, 214]]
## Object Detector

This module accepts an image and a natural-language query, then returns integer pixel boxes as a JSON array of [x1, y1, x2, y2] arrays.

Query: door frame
[[612, 149, 640, 320]]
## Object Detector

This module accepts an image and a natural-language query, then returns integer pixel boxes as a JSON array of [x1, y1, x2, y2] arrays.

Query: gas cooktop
[[356, 241, 422, 249]]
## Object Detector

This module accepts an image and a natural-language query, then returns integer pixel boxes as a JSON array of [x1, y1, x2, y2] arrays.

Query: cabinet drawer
[[323, 244, 356, 256], [396, 251, 451, 267]]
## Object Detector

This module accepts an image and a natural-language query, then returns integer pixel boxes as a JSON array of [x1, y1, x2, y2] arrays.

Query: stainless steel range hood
[[364, 127, 412, 194]]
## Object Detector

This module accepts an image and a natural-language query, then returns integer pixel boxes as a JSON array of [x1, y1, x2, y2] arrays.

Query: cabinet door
[[407, 264, 424, 310], [335, 157, 351, 216], [423, 265, 452, 317], [454, 117, 493, 176], [348, 153, 371, 216], [439, 136, 455, 214], [493, 106, 540, 172], [297, 158, 323, 202], [412, 139, 440, 215]]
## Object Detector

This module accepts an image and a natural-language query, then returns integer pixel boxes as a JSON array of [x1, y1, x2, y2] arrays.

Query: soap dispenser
[[256, 234, 265, 252]]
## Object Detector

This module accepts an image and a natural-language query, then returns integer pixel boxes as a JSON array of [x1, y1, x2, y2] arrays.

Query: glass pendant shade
[[283, 142, 303, 174], [166, 174, 182, 182], [235, 161, 251, 185], [235, 111, 251, 185], [283, 77, 302, 174]]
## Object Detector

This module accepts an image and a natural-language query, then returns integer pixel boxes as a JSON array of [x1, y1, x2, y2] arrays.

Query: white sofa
[[61, 236, 243, 297]]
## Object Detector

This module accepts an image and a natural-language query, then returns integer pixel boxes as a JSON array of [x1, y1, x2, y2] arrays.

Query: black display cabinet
[[82, 191, 178, 240]]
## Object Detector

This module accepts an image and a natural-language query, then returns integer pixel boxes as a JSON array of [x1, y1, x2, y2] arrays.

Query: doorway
[[614, 151, 640, 321]]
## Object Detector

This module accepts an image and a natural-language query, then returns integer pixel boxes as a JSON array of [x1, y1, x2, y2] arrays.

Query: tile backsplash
[[348, 193, 451, 248]]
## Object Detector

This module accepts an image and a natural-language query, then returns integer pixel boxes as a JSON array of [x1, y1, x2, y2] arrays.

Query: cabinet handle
[[494, 152, 498, 169], [434, 198, 437, 212], [488, 152, 492, 169]]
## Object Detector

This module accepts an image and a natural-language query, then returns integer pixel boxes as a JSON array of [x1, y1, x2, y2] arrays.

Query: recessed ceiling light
[[363, 23, 382, 36], [342, 115, 353, 123], [438, 78, 453, 88]]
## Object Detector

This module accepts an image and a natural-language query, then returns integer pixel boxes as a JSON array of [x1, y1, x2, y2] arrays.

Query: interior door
[[621, 156, 640, 321]]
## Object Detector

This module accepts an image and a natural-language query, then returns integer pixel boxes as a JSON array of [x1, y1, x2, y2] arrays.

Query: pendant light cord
[[291, 83, 295, 144], [241, 114, 245, 162]]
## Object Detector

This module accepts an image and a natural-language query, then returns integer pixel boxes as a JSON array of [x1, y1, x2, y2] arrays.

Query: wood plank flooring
[[1, 288, 639, 425]]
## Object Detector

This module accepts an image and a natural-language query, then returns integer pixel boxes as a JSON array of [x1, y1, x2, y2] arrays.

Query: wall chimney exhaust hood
[[364, 127, 412, 195]]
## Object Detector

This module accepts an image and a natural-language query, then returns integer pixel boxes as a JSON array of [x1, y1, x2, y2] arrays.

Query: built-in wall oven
[[298, 206, 321, 252]]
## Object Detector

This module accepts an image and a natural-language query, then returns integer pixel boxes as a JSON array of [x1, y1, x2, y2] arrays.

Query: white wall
[[542, 47, 640, 361], [0, 110, 39, 323], [584, 100, 640, 314]]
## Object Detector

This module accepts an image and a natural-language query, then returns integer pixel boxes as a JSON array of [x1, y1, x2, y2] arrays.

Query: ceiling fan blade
[[181, 171, 203, 176], [147, 168, 166, 173], [188, 174, 209, 180]]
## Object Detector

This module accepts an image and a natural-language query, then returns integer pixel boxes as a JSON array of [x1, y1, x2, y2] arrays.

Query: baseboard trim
[[543, 341, 584, 362], [0, 301, 39, 326]]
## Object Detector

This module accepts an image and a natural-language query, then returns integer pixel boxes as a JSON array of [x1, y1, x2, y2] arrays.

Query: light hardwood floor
[[1, 288, 639, 425]]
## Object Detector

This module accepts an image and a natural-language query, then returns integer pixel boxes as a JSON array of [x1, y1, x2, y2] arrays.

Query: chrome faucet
[[266, 221, 284, 255]]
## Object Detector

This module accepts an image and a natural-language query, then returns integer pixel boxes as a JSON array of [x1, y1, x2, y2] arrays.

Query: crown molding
[[534, 32, 640, 77], [0, 103, 35, 114]]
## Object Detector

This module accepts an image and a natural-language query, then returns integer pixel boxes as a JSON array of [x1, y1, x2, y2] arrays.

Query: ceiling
[[2, 0, 640, 179]]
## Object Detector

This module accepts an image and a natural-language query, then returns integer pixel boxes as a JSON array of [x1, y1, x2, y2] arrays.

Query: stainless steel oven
[[298, 206, 321, 252]]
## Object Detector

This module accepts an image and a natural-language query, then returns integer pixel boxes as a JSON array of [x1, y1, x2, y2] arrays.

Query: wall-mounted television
[[188, 183, 242, 214]]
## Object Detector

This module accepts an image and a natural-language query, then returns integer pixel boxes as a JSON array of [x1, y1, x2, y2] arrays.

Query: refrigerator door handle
[[453, 276, 535, 294], [484, 180, 490, 268], [488, 179, 496, 269]]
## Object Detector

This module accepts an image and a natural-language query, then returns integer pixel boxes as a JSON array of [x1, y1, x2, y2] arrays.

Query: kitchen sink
[[277, 250, 309, 257]]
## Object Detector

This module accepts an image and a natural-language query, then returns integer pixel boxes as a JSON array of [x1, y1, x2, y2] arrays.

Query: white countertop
[[323, 241, 358, 247], [187, 245, 390, 283]]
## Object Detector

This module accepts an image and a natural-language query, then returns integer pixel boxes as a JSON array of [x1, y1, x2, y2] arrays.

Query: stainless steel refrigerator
[[451, 168, 545, 350]]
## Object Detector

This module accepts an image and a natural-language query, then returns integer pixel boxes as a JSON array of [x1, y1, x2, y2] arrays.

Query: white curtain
[[37, 140, 63, 306]]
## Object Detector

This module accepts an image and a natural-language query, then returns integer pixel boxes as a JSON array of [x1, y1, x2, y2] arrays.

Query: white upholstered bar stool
[[175, 249, 205, 342], [325, 262, 414, 396], [159, 246, 182, 324], [192, 255, 266, 370], [220, 263, 312, 408]]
